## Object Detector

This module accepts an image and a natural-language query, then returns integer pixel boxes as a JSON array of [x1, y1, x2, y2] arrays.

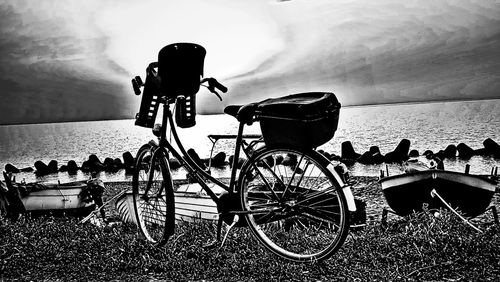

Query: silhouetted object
[[67, 160, 79, 173], [228, 155, 245, 169], [257, 155, 275, 168], [19, 167, 34, 173], [5, 164, 20, 174], [257, 92, 340, 149], [474, 148, 488, 156], [113, 158, 124, 169], [275, 155, 284, 166], [423, 150, 434, 159], [81, 161, 90, 172], [434, 150, 445, 163], [358, 146, 384, 165], [483, 138, 500, 157], [2, 172, 26, 220], [384, 139, 411, 163], [211, 152, 226, 167], [443, 145, 457, 159], [34, 160, 50, 175], [329, 153, 341, 161], [169, 158, 181, 170], [350, 199, 367, 231], [59, 165, 68, 172], [103, 157, 119, 172], [318, 149, 329, 159], [457, 143, 475, 159], [429, 156, 445, 170], [48, 160, 58, 173], [341, 141, 361, 164], [188, 148, 207, 170], [282, 153, 298, 167], [175, 95, 197, 128], [408, 149, 419, 158], [87, 154, 104, 172], [123, 151, 135, 173]]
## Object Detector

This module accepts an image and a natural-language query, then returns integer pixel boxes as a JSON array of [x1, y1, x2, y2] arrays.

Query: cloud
[[1, 0, 499, 123], [201, 0, 500, 112], [0, 0, 134, 124]]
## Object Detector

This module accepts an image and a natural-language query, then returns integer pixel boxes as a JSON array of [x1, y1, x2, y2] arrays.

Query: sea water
[[0, 99, 499, 184]]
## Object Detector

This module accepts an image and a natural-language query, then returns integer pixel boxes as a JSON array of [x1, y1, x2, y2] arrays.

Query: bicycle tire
[[238, 147, 350, 262], [132, 143, 175, 246]]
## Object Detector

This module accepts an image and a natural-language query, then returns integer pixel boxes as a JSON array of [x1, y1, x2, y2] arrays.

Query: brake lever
[[201, 78, 224, 101], [208, 86, 223, 101]]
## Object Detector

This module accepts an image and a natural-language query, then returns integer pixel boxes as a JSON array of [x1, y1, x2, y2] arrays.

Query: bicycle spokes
[[241, 149, 349, 262]]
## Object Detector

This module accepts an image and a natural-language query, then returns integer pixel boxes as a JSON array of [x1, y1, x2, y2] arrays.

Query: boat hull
[[380, 170, 496, 217], [21, 183, 95, 216], [115, 190, 219, 225]]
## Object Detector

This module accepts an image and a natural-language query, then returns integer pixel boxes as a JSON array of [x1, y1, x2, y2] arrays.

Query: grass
[[1, 209, 499, 281]]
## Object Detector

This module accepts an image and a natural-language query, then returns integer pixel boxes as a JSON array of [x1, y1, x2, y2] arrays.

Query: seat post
[[229, 122, 245, 193]]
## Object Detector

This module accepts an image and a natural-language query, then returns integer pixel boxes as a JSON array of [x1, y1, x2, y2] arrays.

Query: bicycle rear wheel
[[132, 144, 175, 245], [239, 147, 350, 262]]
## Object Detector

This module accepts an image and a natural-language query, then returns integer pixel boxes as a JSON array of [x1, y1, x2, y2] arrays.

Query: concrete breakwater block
[[483, 138, 500, 157], [5, 164, 20, 174], [187, 148, 207, 170], [228, 155, 245, 169], [443, 144, 457, 158], [358, 146, 384, 165], [34, 160, 58, 176], [457, 143, 475, 159], [122, 151, 135, 171], [409, 149, 419, 158], [210, 152, 227, 167], [384, 139, 410, 163], [341, 141, 361, 164]]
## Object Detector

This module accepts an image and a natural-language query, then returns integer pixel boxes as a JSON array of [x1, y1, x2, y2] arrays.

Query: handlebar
[[201, 77, 227, 101], [131, 62, 228, 100]]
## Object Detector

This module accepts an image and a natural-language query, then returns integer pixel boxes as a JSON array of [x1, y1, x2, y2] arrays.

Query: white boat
[[21, 182, 96, 214], [1, 172, 101, 218], [115, 182, 220, 225]]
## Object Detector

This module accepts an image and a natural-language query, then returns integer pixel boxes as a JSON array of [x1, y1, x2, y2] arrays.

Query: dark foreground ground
[[1, 177, 499, 281]]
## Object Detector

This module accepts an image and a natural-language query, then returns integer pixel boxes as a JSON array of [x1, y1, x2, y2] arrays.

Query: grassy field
[[1, 179, 499, 281]]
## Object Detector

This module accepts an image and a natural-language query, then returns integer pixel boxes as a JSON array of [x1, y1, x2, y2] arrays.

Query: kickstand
[[220, 215, 239, 248], [202, 215, 240, 249]]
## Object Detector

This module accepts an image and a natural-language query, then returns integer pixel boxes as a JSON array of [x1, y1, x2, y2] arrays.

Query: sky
[[0, 0, 499, 124]]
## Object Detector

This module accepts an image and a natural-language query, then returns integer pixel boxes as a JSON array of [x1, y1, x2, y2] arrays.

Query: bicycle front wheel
[[239, 147, 350, 262], [132, 144, 175, 246]]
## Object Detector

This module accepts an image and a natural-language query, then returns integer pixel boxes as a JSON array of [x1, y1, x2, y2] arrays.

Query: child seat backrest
[[158, 43, 206, 98]]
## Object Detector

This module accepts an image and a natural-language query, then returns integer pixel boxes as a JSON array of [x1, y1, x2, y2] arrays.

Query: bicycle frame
[[149, 98, 258, 206]]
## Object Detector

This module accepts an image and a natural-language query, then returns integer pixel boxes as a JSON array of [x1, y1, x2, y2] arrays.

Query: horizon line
[[1, 97, 499, 126]]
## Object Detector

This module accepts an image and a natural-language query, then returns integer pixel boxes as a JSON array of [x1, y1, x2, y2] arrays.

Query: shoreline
[[101, 176, 500, 223]]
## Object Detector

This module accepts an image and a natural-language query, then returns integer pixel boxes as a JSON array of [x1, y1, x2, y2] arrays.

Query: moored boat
[[379, 170, 497, 217], [20, 182, 97, 216], [115, 188, 219, 225], [1, 172, 103, 218]]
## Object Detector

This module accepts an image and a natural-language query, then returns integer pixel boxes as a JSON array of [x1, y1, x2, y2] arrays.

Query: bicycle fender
[[326, 163, 357, 212]]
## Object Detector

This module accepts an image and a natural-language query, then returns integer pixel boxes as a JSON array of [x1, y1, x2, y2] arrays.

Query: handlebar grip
[[212, 79, 228, 93], [135, 76, 143, 86], [132, 78, 141, 95]]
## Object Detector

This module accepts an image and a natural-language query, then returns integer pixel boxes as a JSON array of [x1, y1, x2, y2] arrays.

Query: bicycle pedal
[[220, 215, 239, 248]]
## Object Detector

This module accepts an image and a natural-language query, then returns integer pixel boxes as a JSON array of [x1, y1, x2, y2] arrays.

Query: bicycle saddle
[[223, 104, 257, 124]]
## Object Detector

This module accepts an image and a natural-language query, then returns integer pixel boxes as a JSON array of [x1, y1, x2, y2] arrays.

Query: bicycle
[[130, 42, 357, 262]]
